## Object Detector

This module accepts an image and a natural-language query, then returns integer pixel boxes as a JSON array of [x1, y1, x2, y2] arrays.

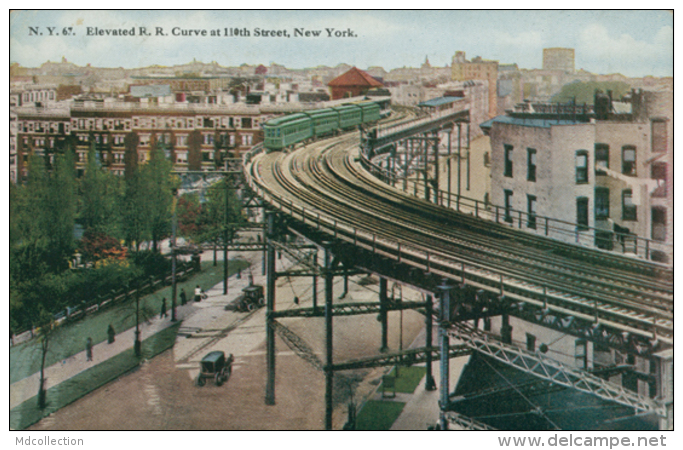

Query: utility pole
[[223, 176, 229, 295]]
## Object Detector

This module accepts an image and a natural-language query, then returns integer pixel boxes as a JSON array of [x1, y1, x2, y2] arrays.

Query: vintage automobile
[[195, 351, 234, 387], [224, 284, 265, 312]]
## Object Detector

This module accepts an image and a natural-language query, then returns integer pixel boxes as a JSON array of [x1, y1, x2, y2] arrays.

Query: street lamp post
[[134, 284, 141, 357], [171, 188, 178, 322]]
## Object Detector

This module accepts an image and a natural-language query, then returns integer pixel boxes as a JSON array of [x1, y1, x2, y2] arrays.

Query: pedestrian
[[107, 324, 116, 344], [194, 285, 202, 302], [160, 297, 167, 318], [86, 337, 93, 361], [180, 288, 187, 306]]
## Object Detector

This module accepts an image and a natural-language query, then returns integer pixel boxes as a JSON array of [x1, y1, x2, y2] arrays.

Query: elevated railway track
[[244, 131, 673, 350]]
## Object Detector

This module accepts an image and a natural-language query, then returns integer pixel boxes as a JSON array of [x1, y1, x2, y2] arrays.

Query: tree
[[122, 167, 149, 252], [141, 143, 175, 252], [550, 81, 631, 104], [176, 193, 203, 241], [34, 307, 54, 409], [80, 139, 123, 237], [199, 178, 244, 262], [13, 151, 77, 278], [44, 150, 78, 272]]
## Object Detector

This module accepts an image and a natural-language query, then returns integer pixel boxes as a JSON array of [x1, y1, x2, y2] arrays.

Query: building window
[[651, 207, 667, 241], [504, 144, 513, 178], [651, 119, 667, 153], [595, 143, 609, 174], [622, 146, 637, 176], [595, 187, 610, 220], [527, 195, 537, 229], [527, 148, 536, 182], [575, 150, 588, 184], [651, 162, 667, 198], [576, 197, 589, 230], [504, 189, 513, 223], [622, 189, 637, 221], [241, 117, 252, 129]]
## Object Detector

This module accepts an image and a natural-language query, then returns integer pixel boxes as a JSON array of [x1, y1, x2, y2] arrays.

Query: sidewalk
[[9, 250, 272, 412], [372, 325, 470, 431]]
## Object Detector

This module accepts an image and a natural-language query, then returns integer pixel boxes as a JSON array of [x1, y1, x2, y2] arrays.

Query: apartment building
[[481, 88, 672, 263], [451, 51, 498, 119], [14, 101, 265, 180]]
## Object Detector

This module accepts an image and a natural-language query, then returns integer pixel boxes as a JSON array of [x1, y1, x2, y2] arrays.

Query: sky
[[9, 10, 674, 78]]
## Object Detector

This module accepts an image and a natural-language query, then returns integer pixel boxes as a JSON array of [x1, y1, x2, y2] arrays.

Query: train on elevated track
[[262, 100, 386, 151]]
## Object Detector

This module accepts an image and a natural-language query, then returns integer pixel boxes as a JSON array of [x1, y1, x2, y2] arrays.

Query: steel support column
[[654, 349, 673, 430], [447, 129, 452, 208], [433, 131, 440, 205], [324, 244, 334, 430], [457, 123, 462, 211], [312, 249, 318, 311], [425, 294, 436, 390], [438, 280, 454, 430], [265, 212, 277, 405], [501, 313, 513, 344], [379, 277, 389, 352]]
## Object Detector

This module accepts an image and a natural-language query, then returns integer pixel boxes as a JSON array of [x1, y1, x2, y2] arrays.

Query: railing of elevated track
[[358, 148, 673, 263]]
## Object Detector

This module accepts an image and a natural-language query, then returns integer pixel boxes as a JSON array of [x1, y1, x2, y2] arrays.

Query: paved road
[[25, 248, 445, 430]]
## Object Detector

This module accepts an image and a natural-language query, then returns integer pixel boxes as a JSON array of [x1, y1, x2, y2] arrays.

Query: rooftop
[[480, 115, 588, 131], [327, 67, 383, 88]]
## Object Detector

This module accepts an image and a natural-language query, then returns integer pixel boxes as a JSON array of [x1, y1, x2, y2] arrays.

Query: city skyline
[[10, 10, 673, 78]]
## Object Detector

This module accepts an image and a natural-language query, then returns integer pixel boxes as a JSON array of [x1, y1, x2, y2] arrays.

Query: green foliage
[[121, 167, 149, 251], [551, 81, 632, 105], [196, 178, 244, 244], [129, 250, 171, 280], [11, 152, 77, 281], [141, 144, 175, 252], [80, 141, 123, 237], [355, 400, 406, 430], [385, 366, 426, 393], [177, 193, 203, 240]]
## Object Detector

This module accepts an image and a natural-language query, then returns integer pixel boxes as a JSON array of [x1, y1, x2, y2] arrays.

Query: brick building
[[451, 51, 498, 119], [327, 67, 383, 100], [14, 102, 266, 180]]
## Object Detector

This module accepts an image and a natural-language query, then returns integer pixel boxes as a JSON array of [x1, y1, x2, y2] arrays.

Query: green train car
[[263, 101, 381, 151]]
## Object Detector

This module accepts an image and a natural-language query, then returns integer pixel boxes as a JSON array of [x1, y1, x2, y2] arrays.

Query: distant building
[[451, 51, 498, 119], [327, 67, 383, 100], [481, 88, 672, 263], [543, 48, 575, 73]]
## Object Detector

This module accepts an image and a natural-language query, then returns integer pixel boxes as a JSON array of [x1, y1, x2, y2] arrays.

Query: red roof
[[327, 67, 383, 88]]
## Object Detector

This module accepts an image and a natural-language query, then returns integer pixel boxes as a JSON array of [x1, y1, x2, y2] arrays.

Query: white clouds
[[9, 11, 674, 76], [492, 30, 543, 48], [578, 23, 672, 75]]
